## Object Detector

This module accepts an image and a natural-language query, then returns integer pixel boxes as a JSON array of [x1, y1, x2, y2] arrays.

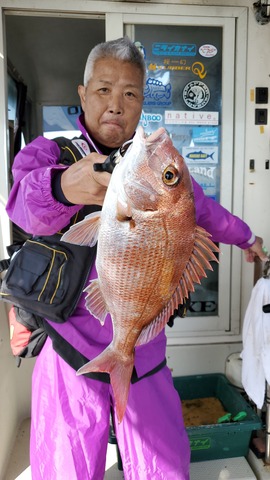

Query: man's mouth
[[103, 120, 124, 129]]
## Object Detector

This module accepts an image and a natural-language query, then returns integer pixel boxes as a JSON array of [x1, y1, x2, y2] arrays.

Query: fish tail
[[110, 359, 134, 424], [76, 346, 134, 423]]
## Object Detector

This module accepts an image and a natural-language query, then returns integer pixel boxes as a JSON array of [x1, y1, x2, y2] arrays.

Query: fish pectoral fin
[[61, 211, 101, 247], [77, 346, 134, 424], [84, 279, 108, 325]]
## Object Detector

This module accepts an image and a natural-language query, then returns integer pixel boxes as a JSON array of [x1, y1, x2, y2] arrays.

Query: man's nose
[[108, 94, 123, 114]]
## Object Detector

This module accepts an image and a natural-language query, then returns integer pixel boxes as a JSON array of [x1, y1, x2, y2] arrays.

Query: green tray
[[173, 373, 262, 462]]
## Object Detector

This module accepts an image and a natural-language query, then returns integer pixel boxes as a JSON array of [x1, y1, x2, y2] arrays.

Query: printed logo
[[192, 127, 218, 145], [140, 110, 162, 128], [187, 163, 217, 199], [171, 130, 192, 147], [148, 60, 190, 73], [199, 44, 218, 58], [165, 110, 219, 126], [144, 78, 172, 106], [190, 437, 211, 451], [72, 139, 91, 157], [187, 150, 214, 161], [183, 81, 210, 110], [188, 165, 216, 180], [192, 62, 207, 79], [152, 43, 196, 57], [183, 146, 218, 164]]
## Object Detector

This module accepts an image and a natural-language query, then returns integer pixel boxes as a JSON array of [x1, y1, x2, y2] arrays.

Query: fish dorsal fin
[[84, 279, 108, 325], [136, 226, 219, 346], [61, 211, 101, 247]]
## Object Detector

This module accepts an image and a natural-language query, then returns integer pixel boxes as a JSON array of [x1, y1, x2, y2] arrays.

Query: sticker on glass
[[165, 110, 219, 126], [134, 41, 146, 59], [199, 44, 218, 58], [183, 81, 210, 110], [182, 146, 218, 164], [192, 127, 219, 144]]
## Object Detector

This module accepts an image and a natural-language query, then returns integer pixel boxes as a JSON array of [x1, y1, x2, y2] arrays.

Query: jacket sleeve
[[6, 136, 82, 235], [192, 178, 255, 250]]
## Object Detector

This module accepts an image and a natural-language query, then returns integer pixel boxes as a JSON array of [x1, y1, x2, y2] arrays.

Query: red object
[[8, 306, 31, 356]]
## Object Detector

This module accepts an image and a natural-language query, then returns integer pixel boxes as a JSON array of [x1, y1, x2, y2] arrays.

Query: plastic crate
[[173, 373, 262, 462]]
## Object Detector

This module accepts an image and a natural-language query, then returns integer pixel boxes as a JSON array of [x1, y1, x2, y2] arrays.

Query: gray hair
[[83, 36, 146, 87]]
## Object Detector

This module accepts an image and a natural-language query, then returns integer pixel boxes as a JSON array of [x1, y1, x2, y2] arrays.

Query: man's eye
[[99, 88, 109, 93], [126, 91, 135, 98]]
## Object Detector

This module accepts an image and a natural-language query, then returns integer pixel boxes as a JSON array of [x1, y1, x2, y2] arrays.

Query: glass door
[[121, 13, 245, 340]]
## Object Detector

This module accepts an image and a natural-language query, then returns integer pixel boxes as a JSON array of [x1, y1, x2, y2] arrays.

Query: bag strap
[[43, 320, 166, 384], [0, 242, 24, 273], [53, 135, 91, 166], [52, 135, 101, 223], [0, 258, 10, 273]]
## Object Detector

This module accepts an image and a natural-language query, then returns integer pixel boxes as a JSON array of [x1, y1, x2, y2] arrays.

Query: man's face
[[78, 57, 144, 148]]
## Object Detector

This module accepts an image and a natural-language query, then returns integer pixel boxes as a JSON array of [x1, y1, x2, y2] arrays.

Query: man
[[6, 37, 267, 480]]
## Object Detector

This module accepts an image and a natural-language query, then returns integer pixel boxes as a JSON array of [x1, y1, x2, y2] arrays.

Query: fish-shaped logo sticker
[[182, 146, 218, 164]]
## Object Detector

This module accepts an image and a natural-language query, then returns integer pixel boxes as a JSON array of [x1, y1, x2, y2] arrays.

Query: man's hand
[[244, 236, 268, 263], [60, 152, 111, 205]]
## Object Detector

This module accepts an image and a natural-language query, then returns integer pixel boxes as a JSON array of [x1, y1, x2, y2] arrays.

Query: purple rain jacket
[[6, 115, 255, 378]]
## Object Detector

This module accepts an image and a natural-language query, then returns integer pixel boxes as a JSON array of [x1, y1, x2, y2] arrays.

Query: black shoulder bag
[[0, 135, 97, 363], [0, 233, 96, 323]]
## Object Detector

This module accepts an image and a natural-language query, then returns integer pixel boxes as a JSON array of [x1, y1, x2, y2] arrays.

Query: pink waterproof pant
[[30, 339, 190, 479]]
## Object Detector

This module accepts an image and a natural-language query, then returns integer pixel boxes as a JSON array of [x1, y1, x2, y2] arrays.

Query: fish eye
[[162, 165, 180, 186]]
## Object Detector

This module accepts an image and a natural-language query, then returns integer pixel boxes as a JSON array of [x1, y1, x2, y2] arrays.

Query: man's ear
[[78, 85, 86, 111]]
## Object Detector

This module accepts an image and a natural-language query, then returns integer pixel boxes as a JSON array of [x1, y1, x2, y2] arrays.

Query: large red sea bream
[[62, 127, 219, 422]]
